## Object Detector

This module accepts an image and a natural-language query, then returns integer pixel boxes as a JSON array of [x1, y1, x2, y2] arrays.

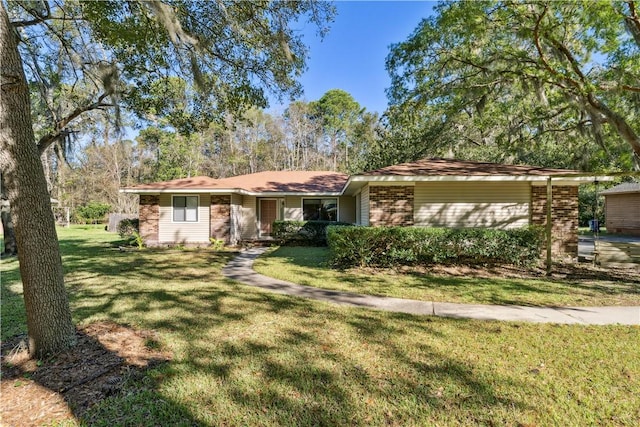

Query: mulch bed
[[1, 322, 172, 427], [397, 262, 640, 283]]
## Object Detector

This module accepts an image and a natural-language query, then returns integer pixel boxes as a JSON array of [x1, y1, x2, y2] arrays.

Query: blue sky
[[271, 1, 436, 115]]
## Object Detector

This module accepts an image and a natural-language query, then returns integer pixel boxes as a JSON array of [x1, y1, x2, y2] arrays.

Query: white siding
[[414, 182, 530, 229], [158, 194, 210, 243], [240, 195, 258, 239], [360, 185, 370, 226], [339, 196, 356, 223], [284, 196, 303, 220], [355, 193, 361, 224], [230, 193, 242, 245]]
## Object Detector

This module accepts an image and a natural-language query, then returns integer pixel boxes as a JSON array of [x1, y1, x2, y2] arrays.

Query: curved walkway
[[222, 248, 640, 325]]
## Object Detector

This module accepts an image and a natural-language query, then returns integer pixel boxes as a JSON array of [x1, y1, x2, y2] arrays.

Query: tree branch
[[621, 84, 640, 93], [624, 0, 640, 47], [586, 93, 640, 158], [37, 93, 112, 154], [11, 1, 50, 27], [532, 4, 583, 91]]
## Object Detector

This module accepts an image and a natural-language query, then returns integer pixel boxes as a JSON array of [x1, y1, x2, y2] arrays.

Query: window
[[173, 196, 198, 222], [303, 198, 337, 221]]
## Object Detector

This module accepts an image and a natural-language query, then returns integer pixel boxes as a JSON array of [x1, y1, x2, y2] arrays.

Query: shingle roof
[[123, 158, 592, 195], [123, 171, 348, 194], [600, 182, 640, 195], [363, 158, 581, 176]]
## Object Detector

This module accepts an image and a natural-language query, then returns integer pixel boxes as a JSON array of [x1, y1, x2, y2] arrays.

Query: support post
[[593, 180, 599, 266], [546, 177, 553, 275]]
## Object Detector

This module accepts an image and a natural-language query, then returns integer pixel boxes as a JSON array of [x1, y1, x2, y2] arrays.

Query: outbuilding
[[601, 182, 640, 236]]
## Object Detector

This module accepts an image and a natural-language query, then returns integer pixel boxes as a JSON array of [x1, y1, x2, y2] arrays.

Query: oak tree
[[381, 0, 640, 171], [0, 0, 334, 356]]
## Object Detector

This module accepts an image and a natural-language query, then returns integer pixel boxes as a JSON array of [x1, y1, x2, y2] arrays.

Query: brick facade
[[369, 186, 414, 226], [531, 185, 579, 258], [210, 195, 231, 243], [139, 195, 159, 245]]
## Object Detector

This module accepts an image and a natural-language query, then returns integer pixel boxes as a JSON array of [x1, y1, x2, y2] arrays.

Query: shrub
[[74, 202, 112, 224], [131, 231, 144, 250], [272, 220, 353, 246], [117, 218, 140, 238], [327, 226, 544, 268], [209, 238, 225, 250]]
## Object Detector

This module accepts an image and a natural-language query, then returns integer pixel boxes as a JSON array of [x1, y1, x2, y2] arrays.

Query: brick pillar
[[210, 195, 231, 243], [139, 195, 159, 245], [369, 186, 414, 226], [531, 185, 578, 258]]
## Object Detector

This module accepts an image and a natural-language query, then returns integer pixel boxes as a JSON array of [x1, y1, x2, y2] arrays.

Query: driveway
[[578, 233, 640, 261]]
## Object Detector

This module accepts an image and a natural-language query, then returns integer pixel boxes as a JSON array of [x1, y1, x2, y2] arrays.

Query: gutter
[[120, 171, 635, 197], [119, 187, 343, 197]]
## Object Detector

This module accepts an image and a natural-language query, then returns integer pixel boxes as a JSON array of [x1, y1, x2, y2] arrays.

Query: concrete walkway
[[222, 248, 640, 326]]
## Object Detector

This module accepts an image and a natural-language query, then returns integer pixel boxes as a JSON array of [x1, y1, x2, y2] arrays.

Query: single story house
[[601, 182, 640, 236], [121, 158, 595, 257]]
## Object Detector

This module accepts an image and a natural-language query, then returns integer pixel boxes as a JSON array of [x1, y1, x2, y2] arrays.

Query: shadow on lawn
[[264, 247, 640, 307], [2, 235, 532, 425], [0, 283, 198, 426], [160, 287, 531, 426]]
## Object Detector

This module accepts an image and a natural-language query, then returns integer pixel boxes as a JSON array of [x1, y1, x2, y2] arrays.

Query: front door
[[260, 199, 278, 236]]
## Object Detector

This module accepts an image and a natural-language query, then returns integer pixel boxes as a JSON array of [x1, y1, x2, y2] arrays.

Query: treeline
[[41, 90, 380, 216]]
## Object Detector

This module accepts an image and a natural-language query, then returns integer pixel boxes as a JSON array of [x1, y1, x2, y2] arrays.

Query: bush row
[[326, 226, 544, 268], [272, 220, 353, 246]]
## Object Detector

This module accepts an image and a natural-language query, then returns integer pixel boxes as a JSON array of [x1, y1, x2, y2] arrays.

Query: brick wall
[[210, 195, 231, 243], [139, 195, 159, 245], [369, 186, 414, 226], [531, 185, 579, 258]]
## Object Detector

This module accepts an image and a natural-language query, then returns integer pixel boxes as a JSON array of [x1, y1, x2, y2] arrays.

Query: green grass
[[254, 246, 640, 307], [1, 227, 639, 425]]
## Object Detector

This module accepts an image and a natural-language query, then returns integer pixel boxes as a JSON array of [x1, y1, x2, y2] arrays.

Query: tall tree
[[348, 110, 382, 173], [383, 0, 640, 171], [311, 89, 363, 171], [1, 4, 76, 356], [283, 100, 325, 170], [1, 0, 334, 356]]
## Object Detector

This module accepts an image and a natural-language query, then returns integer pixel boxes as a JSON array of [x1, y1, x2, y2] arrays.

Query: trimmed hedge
[[326, 226, 544, 268], [272, 220, 353, 246]]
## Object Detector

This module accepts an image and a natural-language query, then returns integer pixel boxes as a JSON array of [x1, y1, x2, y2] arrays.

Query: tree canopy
[[310, 89, 369, 171], [8, 0, 335, 150], [377, 0, 640, 171], [1, 0, 335, 356]]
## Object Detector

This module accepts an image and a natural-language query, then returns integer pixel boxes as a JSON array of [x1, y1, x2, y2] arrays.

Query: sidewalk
[[222, 248, 640, 326]]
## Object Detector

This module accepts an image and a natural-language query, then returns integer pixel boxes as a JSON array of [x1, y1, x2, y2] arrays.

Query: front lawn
[[254, 246, 640, 307], [1, 227, 639, 426]]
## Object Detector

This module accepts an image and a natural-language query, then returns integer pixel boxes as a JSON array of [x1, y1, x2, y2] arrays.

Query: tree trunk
[[0, 4, 76, 357], [1, 173, 17, 255], [587, 94, 640, 160], [1, 198, 17, 255]]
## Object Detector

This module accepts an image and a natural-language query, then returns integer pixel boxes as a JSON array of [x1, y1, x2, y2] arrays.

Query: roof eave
[[120, 188, 242, 194], [602, 190, 640, 195], [120, 188, 343, 196], [350, 174, 610, 181]]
